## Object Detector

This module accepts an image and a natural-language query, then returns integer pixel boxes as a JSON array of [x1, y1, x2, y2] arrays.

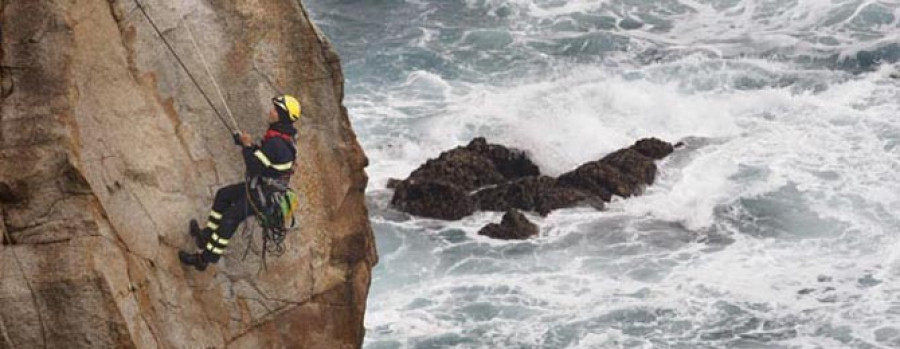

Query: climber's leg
[[200, 191, 254, 264]]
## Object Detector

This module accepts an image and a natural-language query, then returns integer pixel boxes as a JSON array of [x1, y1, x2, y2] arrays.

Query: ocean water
[[304, 1, 900, 348]]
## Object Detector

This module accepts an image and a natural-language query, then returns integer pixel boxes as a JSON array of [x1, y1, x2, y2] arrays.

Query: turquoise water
[[306, 1, 900, 347]]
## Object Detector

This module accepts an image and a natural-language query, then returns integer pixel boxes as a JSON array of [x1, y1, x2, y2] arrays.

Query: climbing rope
[[133, 0, 239, 133], [185, 21, 240, 129]]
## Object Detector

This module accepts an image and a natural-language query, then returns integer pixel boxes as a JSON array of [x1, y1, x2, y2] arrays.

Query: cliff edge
[[0, 0, 376, 347]]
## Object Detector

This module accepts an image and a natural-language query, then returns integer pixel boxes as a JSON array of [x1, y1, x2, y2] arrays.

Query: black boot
[[178, 251, 208, 271], [189, 219, 209, 250]]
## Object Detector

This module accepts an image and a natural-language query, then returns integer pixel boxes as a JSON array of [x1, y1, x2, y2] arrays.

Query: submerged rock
[[478, 210, 539, 240], [475, 176, 601, 216]]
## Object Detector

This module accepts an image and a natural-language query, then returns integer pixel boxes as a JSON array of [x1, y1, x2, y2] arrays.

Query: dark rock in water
[[390, 136, 676, 226], [600, 149, 657, 185], [390, 180, 475, 220], [400, 137, 540, 192], [386, 178, 403, 189], [631, 138, 675, 160], [390, 138, 542, 218], [478, 209, 538, 240], [465, 137, 540, 180], [558, 161, 639, 200], [474, 176, 601, 216], [406, 147, 506, 192]]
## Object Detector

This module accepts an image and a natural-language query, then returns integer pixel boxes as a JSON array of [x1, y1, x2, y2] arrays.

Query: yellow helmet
[[273, 94, 301, 122]]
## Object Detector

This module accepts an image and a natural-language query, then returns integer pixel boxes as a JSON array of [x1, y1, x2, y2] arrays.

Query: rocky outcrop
[[557, 162, 636, 201], [390, 179, 475, 220], [389, 137, 540, 219], [478, 210, 538, 240], [390, 137, 676, 235], [631, 137, 676, 160], [400, 137, 539, 192], [0, 1, 375, 348], [474, 176, 601, 216]]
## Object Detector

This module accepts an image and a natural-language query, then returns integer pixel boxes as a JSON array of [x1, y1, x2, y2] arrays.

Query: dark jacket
[[241, 122, 298, 179]]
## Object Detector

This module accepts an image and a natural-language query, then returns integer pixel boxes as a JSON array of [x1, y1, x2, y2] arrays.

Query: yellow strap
[[205, 243, 224, 255]]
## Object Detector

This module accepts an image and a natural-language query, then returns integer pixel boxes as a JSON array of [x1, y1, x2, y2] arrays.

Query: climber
[[178, 95, 301, 271]]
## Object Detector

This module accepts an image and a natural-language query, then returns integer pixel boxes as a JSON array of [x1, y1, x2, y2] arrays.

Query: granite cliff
[[0, 0, 376, 347]]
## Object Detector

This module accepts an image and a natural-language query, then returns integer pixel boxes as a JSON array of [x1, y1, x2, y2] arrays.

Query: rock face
[[0, 1, 375, 348], [478, 210, 539, 240], [390, 137, 676, 233]]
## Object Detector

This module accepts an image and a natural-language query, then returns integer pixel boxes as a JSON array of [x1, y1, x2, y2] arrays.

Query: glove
[[233, 132, 243, 146]]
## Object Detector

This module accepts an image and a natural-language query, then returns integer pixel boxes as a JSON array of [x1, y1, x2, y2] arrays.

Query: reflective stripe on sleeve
[[254, 150, 292, 171], [254, 150, 273, 167]]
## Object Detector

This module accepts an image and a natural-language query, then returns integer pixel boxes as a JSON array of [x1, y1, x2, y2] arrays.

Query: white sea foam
[[306, 0, 900, 347]]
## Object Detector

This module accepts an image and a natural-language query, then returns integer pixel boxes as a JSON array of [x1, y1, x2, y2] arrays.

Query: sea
[[305, 1, 900, 347]]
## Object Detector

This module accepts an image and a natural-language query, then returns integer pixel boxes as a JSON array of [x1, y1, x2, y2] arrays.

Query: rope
[[1, 225, 12, 245], [133, 0, 236, 133], [185, 21, 240, 130], [244, 180, 268, 271]]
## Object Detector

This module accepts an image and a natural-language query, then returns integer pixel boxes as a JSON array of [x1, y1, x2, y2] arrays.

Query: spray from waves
[[458, 0, 900, 65], [359, 59, 900, 348]]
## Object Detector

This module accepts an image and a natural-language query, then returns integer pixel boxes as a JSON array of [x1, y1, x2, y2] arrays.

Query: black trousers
[[200, 182, 255, 262]]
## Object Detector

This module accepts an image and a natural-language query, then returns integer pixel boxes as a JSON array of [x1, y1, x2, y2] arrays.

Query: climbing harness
[[242, 176, 300, 271]]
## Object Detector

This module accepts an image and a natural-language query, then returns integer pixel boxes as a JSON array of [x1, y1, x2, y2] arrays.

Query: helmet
[[272, 94, 301, 122]]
